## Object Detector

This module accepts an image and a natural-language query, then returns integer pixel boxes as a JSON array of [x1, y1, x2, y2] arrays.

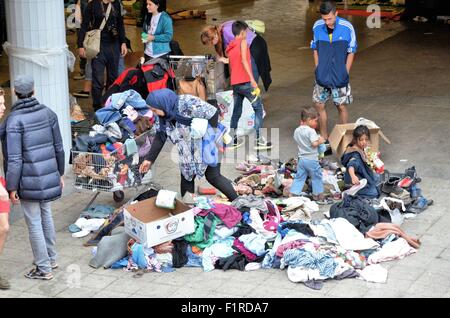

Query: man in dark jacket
[[78, 0, 128, 111], [311, 1, 357, 143], [0, 75, 65, 280]]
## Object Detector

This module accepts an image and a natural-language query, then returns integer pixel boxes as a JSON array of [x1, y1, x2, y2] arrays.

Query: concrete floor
[[1, 0, 450, 298]]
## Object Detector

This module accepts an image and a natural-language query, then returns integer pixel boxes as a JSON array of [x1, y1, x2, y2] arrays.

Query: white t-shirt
[[144, 12, 166, 58], [293, 125, 320, 161]]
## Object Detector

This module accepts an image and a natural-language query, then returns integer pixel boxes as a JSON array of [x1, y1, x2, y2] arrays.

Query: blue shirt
[[311, 17, 357, 88]]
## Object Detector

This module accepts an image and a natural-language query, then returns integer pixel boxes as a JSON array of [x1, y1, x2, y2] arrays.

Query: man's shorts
[[312, 82, 353, 106]]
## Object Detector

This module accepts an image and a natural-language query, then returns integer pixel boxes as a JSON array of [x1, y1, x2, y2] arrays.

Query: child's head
[[351, 125, 371, 149], [232, 20, 248, 38], [300, 106, 319, 129]]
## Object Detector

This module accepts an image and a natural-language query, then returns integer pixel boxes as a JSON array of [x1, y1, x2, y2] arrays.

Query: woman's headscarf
[[146, 89, 192, 131]]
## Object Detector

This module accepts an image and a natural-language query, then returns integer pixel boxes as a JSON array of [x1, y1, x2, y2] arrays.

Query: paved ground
[[1, 0, 450, 298]]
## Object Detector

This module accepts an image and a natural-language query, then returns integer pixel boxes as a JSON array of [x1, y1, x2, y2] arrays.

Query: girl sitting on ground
[[341, 125, 381, 198]]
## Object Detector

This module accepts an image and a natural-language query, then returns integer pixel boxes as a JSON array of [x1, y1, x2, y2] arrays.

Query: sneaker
[[0, 275, 10, 290], [25, 267, 53, 280], [342, 179, 368, 197], [381, 177, 403, 195], [73, 73, 86, 80], [182, 192, 195, 205], [254, 136, 273, 150], [313, 194, 333, 205], [227, 136, 245, 150], [73, 90, 90, 98]]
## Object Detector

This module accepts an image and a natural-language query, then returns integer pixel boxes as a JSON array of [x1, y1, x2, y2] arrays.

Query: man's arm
[[346, 53, 355, 73], [313, 49, 319, 67]]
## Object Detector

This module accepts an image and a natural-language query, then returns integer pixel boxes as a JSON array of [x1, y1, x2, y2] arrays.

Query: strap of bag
[[99, 2, 112, 31]]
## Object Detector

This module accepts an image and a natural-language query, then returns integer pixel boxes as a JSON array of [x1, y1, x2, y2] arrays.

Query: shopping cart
[[71, 128, 158, 206], [168, 55, 229, 102]]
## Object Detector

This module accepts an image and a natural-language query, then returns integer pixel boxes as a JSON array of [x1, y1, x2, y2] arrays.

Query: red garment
[[197, 203, 242, 229], [0, 177, 10, 214], [233, 238, 257, 261], [226, 38, 252, 86], [366, 223, 421, 249]]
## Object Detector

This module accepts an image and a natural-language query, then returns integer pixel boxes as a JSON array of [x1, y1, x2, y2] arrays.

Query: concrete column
[[4, 0, 71, 170]]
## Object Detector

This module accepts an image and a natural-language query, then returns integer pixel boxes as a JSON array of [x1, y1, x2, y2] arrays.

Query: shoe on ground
[[0, 275, 10, 290], [381, 177, 403, 195], [25, 267, 53, 280], [182, 192, 195, 205], [73, 73, 86, 80], [313, 194, 333, 205], [73, 90, 90, 98], [227, 136, 245, 150], [254, 136, 273, 150]]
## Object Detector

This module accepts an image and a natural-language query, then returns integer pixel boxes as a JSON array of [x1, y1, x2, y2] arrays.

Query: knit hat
[[14, 75, 34, 95]]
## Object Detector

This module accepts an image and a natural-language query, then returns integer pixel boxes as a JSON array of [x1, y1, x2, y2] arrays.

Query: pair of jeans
[[91, 41, 121, 110], [21, 201, 57, 273], [231, 82, 264, 138], [290, 158, 324, 195], [180, 164, 238, 201]]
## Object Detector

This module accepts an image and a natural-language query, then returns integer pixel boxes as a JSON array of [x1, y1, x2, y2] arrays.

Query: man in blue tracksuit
[[311, 1, 357, 143]]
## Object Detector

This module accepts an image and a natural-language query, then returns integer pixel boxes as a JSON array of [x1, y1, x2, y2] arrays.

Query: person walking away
[[224, 21, 271, 151], [0, 75, 65, 280]]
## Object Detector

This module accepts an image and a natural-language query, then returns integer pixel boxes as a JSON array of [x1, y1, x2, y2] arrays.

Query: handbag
[[83, 2, 112, 59]]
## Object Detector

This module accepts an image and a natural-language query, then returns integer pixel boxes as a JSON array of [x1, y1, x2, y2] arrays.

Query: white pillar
[[5, 0, 71, 170]]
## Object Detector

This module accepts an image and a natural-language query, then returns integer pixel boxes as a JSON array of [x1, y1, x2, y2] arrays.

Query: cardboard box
[[328, 123, 391, 159], [124, 197, 195, 248]]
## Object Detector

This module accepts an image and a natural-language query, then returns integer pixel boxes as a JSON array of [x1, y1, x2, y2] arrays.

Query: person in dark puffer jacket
[[0, 75, 65, 281]]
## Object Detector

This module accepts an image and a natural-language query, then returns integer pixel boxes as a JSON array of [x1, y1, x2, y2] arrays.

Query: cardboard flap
[[379, 131, 391, 144], [328, 124, 353, 151]]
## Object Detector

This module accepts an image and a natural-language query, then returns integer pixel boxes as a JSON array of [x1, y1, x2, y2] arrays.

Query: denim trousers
[[231, 82, 263, 138], [21, 201, 57, 273], [290, 158, 324, 195]]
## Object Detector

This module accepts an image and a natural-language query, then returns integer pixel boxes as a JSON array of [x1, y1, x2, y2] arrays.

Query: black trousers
[[91, 41, 120, 110], [180, 164, 238, 202]]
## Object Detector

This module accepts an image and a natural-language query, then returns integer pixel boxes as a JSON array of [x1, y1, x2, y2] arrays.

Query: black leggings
[[180, 164, 238, 201]]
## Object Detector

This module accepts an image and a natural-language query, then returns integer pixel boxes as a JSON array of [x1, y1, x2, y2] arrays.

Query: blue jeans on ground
[[21, 201, 57, 273], [231, 82, 263, 138], [290, 158, 324, 195]]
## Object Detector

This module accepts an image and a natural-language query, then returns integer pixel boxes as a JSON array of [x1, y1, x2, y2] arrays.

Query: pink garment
[[276, 241, 308, 258], [197, 203, 242, 229], [233, 238, 257, 261]]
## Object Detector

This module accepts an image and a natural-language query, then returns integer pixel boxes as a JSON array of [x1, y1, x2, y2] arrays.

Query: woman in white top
[[142, 0, 173, 62]]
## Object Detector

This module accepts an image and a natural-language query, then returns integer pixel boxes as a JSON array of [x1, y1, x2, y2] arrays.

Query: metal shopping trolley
[[168, 55, 229, 102], [71, 128, 158, 207]]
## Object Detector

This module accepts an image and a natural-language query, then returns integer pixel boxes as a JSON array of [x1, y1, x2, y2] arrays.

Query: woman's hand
[[251, 79, 258, 89], [139, 160, 152, 174]]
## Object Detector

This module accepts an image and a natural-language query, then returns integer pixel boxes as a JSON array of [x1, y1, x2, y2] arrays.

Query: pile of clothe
[[69, 204, 116, 239], [233, 157, 345, 200], [72, 89, 156, 191]]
